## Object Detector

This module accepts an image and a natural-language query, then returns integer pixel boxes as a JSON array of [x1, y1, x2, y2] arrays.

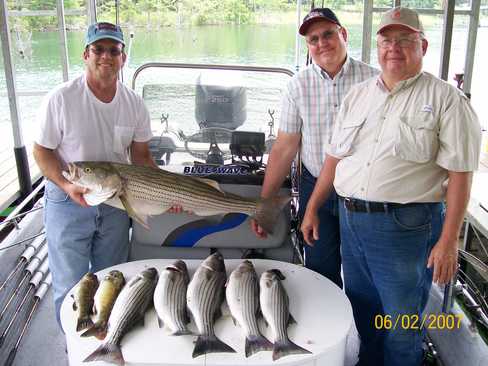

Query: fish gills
[[187, 252, 236, 358], [81, 270, 125, 340], [226, 260, 272, 357], [73, 272, 99, 332], [83, 268, 158, 366], [154, 260, 191, 335], [259, 269, 311, 361]]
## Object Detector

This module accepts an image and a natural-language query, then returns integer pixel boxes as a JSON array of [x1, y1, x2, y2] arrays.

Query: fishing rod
[[0, 244, 47, 323], [0, 234, 45, 293], [4, 273, 52, 366], [0, 259, 49, 348], [0, 232, 45, 252]]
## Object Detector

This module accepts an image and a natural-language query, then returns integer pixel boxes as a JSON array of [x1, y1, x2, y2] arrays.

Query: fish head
[[166, 260, 190, 282], [63, 161, 121, 193], [105, 270, 125, 288], [79, 272, 99, 289], [141, 267, 159, 282], [202, 252, 226, 273], [260, 269, 285, 288]]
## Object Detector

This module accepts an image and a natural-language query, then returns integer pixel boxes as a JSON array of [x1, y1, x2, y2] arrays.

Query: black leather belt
[[338, 196, 405, 213]]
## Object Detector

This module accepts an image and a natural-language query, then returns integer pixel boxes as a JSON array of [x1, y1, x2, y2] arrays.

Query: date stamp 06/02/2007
[[374, 314, 464, 330]]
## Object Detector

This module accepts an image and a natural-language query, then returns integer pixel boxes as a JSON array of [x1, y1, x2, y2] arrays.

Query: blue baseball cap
[[85, 22, 125, 46]]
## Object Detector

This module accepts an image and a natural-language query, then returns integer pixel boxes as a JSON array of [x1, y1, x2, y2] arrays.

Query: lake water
[[0, 22, 487, 144]]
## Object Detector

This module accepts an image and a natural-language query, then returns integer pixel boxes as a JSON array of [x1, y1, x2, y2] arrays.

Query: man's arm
[[251, 131, 301, 237], [427, 171, 472, 285], [300, 156, 340, 245], [130, 141, 158, 168], [32, 143, 88, 206]]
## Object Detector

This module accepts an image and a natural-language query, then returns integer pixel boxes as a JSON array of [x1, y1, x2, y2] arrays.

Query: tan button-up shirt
[[328, 72, 482, 203]]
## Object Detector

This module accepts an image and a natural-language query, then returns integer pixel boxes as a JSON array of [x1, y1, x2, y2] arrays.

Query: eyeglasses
[[89, 45, 123, 57], [306, 27, 341, 46], [377, 37, 420, 49]]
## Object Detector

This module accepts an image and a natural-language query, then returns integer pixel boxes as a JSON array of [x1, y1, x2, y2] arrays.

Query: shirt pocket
[[332, 117, 366, 157], [393, 116, 438, 163], [113, 125, 135, 155]]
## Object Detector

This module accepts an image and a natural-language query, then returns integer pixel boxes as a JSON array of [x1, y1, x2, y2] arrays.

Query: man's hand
[[300, 209, 319, 246], [64, 183, 89, 207], [427, 239, 458, 285], [250, 219, 267, 239]]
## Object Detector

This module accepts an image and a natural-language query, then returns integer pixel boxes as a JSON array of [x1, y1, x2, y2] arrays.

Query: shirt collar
[[376, 72, 423, 94], [313, 55, 350, 81]]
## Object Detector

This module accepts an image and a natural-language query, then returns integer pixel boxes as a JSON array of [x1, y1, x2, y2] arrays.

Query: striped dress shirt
[[279, 57, 378, 178]]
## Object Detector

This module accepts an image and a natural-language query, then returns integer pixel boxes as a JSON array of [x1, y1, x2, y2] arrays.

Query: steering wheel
[[183, 127, 233, 163]]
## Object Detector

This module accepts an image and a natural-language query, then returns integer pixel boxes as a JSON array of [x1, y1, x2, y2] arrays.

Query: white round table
[[61, 259, 353, 366]]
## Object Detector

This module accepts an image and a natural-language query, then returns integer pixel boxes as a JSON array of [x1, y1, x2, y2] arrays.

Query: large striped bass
[[81, 270, 125, 340], [226, 260, 273, 357], [72, 272, 98, 332], [187, 252, 236, 358], [153, 260, 191, 336], [83, 268, 158, 366], [63, 161, 290, 233], [259, 269, 311, 361]]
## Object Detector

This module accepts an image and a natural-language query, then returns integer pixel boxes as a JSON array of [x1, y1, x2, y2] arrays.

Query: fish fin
[[194, 177, 224, 193], [269, 269, 286, 281], [245, 335, 273, 358], [192, 335, 236, 358], [231, 316, 238, 327], [157, 316, 164, 329], [76, 317, 94, 332], [170, 328, 192, 336], [120, 194, 150, 229], [80, 322, 108, 340], [253, 196, 291, 235], [214, 306, 223, 321], [136, 316, 145, 328], [272, 338, 312, 361], [184, 310, 191, 325], [72, 300, 77, 312], [92, 304, 97, 315], [83, 342, 124, 365], [288, 313, 297, 325]]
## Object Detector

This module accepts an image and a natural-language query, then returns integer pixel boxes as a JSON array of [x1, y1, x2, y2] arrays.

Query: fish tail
[[171, 328, 192, 336], [192, 335, 236, 358], [76, 316, 94, 332], [272, 338, 312, 361], [245, 334, 273, 358], [80, 321, 108, 340], [254, 196, 291, 234], [83, 342, 124, 365]]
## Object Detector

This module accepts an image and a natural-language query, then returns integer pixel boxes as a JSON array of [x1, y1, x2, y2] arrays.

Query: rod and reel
[[0, 258, 49, 348], [3, 273, 52, 366]]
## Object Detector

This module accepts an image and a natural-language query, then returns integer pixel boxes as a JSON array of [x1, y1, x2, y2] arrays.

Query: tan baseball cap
[[377, 7, 424, 34]]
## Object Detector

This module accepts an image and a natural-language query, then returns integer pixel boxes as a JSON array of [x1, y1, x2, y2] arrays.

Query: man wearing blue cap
[[33, 22, 156, 329], [252, 8, 378, 288]]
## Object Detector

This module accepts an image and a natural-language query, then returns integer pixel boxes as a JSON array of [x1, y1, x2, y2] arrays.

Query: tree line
[[7, 0, 470, 31]]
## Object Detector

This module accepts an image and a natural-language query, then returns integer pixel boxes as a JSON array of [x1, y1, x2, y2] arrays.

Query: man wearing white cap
[[301, 7, 481, 366], [251, 8, 377, 288], [33, 22, 157, 328]]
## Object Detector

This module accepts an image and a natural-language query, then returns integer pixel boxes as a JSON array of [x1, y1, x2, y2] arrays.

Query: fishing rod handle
[[25, 245, 48, 274], [29, 259, 49, 287], [21, 234, 46, 261], [34, 273, 52, 300]]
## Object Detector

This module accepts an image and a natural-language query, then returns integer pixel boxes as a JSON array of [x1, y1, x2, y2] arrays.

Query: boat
[[0, 1, 487, 365]]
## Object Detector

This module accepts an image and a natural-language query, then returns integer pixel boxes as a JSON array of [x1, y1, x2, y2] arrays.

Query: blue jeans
[[339, 201, 444, 366], [44, 181, 130, 330], [299, 166, 342, 288]]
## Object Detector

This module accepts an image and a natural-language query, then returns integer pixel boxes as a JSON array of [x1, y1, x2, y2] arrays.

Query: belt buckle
[[344, 197, 355, 211]]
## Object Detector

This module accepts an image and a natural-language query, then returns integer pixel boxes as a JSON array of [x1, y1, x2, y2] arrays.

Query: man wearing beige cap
[[301, 7, 481, 366], [251, 8, 377, 288]]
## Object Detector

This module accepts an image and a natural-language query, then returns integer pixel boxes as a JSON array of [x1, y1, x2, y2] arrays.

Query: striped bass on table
[[72, 272, 98, 332], [153, 260, 191, 336], [62, 161, 290, 233], [187, 252, 236, 358], [83, 268, 158, 366], [226, 260, 273, 357], [259, 269, 311, 361], [81, 270, 125, 340]]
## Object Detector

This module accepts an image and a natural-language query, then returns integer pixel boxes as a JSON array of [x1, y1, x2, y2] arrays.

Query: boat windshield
[[133, 64, 292, 167]]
